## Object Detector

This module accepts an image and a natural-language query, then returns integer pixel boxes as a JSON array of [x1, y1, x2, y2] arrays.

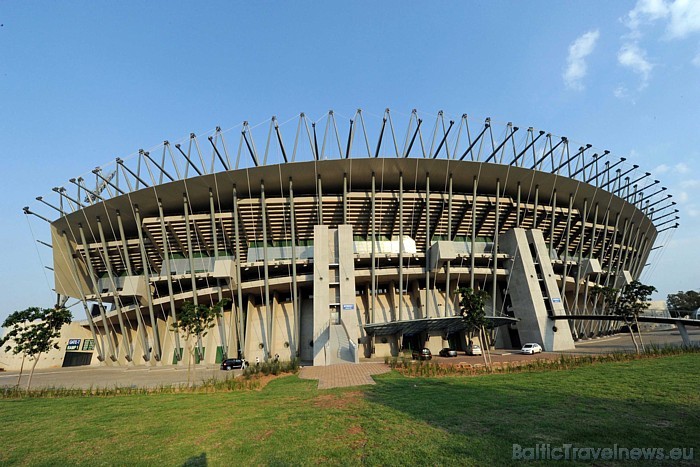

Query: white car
[[521, 343, 543, 355], [467, 344, 482, 356]]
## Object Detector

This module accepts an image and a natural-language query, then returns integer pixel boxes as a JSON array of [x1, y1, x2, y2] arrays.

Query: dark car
[[439, 348, 458, 357], [412, 348, 432, 360], [220, 358, 247, 370]]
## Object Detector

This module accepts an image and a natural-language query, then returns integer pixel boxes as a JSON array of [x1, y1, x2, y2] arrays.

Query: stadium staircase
[[328, 323, 354, 365]]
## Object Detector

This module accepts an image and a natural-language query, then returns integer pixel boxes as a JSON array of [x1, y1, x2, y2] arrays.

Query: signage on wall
[[66, 339, 81, 351], [551, 298, 561, 303], [82, 339, 95, 351], [342, 304, 354, 310]]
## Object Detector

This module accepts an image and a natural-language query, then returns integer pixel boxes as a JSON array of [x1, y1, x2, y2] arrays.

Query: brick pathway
[[298, 363, 390, 389]]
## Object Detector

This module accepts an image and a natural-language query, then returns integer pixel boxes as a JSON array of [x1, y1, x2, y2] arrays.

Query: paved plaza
[[299, 363, 390, 389]]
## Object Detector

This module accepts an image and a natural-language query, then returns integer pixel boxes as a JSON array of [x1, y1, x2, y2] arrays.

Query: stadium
[[18, 109, 678, 368]]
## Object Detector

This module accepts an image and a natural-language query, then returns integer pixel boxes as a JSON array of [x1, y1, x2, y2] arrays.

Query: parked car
[[412, 348, 432, 360], [521, 343, 543, 355], [220, 358, 247, 370], [467, 344, 482, 356], [439, 348, 458, 357]]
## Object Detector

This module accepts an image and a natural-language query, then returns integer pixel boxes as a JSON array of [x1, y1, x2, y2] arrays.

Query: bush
[[385, 344, 700, 378]]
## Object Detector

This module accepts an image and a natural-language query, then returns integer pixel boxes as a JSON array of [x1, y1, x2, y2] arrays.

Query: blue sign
[[342, 304, 355, 310], [66, 339, 81, 351], [551, 298, 561, 303]]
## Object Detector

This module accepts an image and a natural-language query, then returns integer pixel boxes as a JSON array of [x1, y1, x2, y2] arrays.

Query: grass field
[[1, 354, 698, 466]]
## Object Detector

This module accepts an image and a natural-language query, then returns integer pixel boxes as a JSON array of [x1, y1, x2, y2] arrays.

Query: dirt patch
[[313, 390, 362, 409], [246, 372, 293, 390], [255, 429, 275, 441]]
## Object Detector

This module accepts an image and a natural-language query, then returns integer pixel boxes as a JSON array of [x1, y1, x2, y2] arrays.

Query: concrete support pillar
[[61, 231, 105, 362], [371, 172, 376, 323], [157, 199, 182, 362], [398, 172, 404, 322], [77, 223, 117, 361], [261, 181, 272, 360], [116, 210, 151, 361], [492, 179, 500, 315], [425, 172, 431, 318], [676, 322, 691, 346], [96, 217, 133, 362], [446, 173, 453, 315], [289, 178, 300, 357], [232, 186, 245, 357], [470, 176, 478, 290], [208, 188, 227, 357], [313, 225, 330, 366], [133, 205, 161, 361]]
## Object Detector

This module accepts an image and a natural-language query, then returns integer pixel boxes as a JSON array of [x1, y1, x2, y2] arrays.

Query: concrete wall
[[501, 228, 575, 352], [0, 322, 97, 371]]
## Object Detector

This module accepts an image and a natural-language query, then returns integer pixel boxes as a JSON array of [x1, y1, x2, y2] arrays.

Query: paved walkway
[[299, 363, 390, 389]]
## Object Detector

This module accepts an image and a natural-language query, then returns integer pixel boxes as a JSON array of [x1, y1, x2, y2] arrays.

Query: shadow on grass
[[361, 359, 700, 465], [182, 452, 207, 466]]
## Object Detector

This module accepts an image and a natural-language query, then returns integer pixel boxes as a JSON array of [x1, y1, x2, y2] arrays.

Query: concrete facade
[[10, 111, 670, 370]]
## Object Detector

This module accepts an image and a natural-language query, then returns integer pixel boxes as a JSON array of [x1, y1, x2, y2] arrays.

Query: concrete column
[[183, 195, 199, 307], [133, 205, 162, 361], [208, 188, 228, 357], [61, 230, 105, 362], [371, 172, 376, 324], [676, 322, 691, 346], [533, 185, 539, 228], [343, 172, 348, 225], [116, 211, 150, 361], [232, 186, 245, 357], [77, 223, 117, 361], [157, 199, 182, 362], [96, 217, 133, 362], [313, 225, 330, 366], [317, 174, 323, 225], [398, 172, 404, 322], [261, 181, 272, 360], [425, 172, 431, 318], [560, 194, 574, 303], [548, 190, 557, 257], [470, 176, 478, 289], [492, 179, 500, 315], [516, 182, 521, 227], [289, 178, 300, 357], [446, 173, 452, 315]]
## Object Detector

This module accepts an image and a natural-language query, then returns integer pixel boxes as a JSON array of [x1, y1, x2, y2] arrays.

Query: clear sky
[[1, 1, 699, 322]]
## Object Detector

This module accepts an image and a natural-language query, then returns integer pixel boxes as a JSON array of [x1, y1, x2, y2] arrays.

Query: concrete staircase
[[328, 324, 354, 365]]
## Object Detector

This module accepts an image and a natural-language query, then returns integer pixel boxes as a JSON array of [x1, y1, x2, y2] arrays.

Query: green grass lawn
[[1, 355, 698, 466]]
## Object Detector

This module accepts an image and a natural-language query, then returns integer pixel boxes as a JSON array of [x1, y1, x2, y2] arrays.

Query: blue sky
[[1, 1, 699, 322]]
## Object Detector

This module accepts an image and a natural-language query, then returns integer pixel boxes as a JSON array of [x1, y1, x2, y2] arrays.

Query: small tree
[[592, 281, 656, 354], [172, 299, 229, 385], [0, 306, 72, 391], [457, 287, 491, 368]]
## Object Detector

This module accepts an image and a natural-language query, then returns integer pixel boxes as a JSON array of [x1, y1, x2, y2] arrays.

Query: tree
[[171, 299, 229, 385], [592, 281, 656, 354], [457, 287, 491, 368], [0, 306, 72, 391], [666, 290, 700, 317]]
